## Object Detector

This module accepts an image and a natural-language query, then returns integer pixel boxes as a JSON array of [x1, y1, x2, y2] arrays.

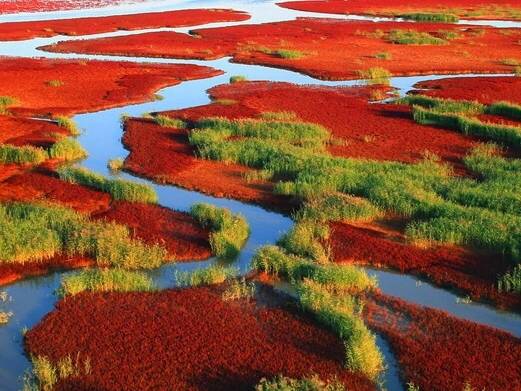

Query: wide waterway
[[1, 1, 520, 390]]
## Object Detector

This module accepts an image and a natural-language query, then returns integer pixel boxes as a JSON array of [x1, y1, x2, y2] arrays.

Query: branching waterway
[[1, 1, 520, 390]]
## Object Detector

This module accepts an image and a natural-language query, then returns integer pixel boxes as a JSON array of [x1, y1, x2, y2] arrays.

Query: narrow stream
[[1, 2, 520, 390]]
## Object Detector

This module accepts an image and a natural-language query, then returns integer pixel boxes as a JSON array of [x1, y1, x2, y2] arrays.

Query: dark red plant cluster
[[0, 9, 250, 41], [40, 17, 520, 80], [0, 0, 150, 15], [328, 222, 521, 310], [95, 201, 212, 260], [279, 0, 521, 21], [0, 57, 221, 117], [410, 76, 521, 105], [363, 291, 521, 391], [24, 284, 376, 391]]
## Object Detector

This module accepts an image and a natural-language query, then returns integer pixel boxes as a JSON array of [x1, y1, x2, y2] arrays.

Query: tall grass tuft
[[59, 166, 158, 203], [175, 264, 236, 286], [155, 115, 186, 128], [498, 264, 521, 293], [58, 269, 156, 296], [356, 67, 392, 83], [229, 75, 248, 83], [0, 96, 18, 114], [387, 29, 448, 45], [189, 202, 249, 258], [0, 144, 48, 165], [0, 202, 167, 268], [400, 13, 459, 23], [278, 220, 331, 263], [255, 374, 347, 391], [55, 116, 81, 136], [48, 138, 88, 161], [222, 278, 255, 301]]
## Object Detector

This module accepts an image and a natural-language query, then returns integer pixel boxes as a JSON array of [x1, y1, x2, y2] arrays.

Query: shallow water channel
[[1, 1, 521, 390]]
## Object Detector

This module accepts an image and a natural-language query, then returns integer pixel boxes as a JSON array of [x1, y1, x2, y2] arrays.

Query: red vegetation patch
[[24, 285, 376, 391], [0, 115, 68, 149], [0, 255, 93, 286], [94, 201, 212, 260], [410, 76, 521, 105], [43, 18, 521, 80], [0, 9, 250, 41], [0, 170, 112, 214], [363, 292, 521, 391], [0, 57, 221, 117], [0, 0, 150, 15], [328, 221, 521, 310], [279, 0, 521, 21]]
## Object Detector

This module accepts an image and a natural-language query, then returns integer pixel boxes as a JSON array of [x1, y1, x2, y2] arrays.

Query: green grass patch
[[229, 75, 248, 83], [387, 29, 448, 45], [0, 291, 12, 324], [48, 137, 88, 161], [400, 13, 459, 23], [0, 144, 48, 165], [55, 116, 80, 135], [107, 157, 124, 172], [59, 166, 158, 203], [277, 49, 304, 59], [58, 269, 156, 296], [0, 96, 18, 114], [189, 202, 249, 258], [356, 67, 392, 81], [222, 278, 255, 301], [375, 51, 391, 59], [255, 375, 347, 391], [498, 264, 521, 293], [46, 80, 64, 87], [259, 111, 299, 121], [0, 202, 167, 268], [155, 115, 186, 128], [175, 264, 236, 286]]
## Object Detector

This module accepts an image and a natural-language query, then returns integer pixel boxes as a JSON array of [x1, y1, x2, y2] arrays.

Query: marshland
[[1, 0, 521, 390]]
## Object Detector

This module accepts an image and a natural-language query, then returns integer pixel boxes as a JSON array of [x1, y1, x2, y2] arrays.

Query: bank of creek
[[1, 0, 521, 390]]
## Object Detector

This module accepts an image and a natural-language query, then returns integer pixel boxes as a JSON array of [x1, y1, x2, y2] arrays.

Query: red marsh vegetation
[[24, 284, 376, 391], [40, 18, 521, 80], [329, 221, 521, 310], [279, 0, 521, 21], [409, 76, 521, 105], [0, 0, 151, 15], [0, 9, 250, 41], [362, 291, 521, 391], [0, 57, 221, 117]]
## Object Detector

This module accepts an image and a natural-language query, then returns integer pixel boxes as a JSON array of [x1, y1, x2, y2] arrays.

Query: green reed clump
[[59, 166, 158, 203], [259, 111, 298, 121], [155, 115, 186, 128], [297, 279, 384, 381], [277, 49, 304, 59], [487, 101, 521, 119], [107, 157, 124, 172], [189, 202, 249, 258], [222, 277, 255, 301], [58, 269, 156, 296], [0, 202, 167, 267], [278, 220, 331, 263], [0, 144, 48, 165], [175, 264, 236, 286], [498, 264, 521, 293], [255, 374, 346, 391], [55, 116, 81, 136], [356, 67, 392, 82], [251, 245, 313, 279], [387, 29, 448, 45], [48, 137, 88, 161], [0, 96, 18, 114], [296, 193, 383, 223], [229, 75, 248, 83], [193, 117, 329, 149], [400, 13, 459, 23]]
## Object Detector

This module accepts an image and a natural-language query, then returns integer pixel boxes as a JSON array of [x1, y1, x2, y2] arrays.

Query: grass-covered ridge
[[59, 166, 158, 203], [189, 116, 521, 291], [189, 202, 250, 259], [387, 29, 448, 45], [0, 202, 167, 268], [398, 95, 521, 148], [58, 269, 156, 296], [0, 136, 87, 165]]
